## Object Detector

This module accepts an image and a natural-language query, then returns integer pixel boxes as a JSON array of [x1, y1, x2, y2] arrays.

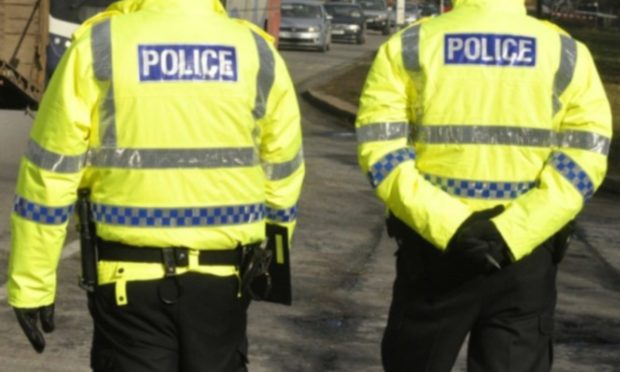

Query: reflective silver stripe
[[100, 84, 117, 146], [251, 31, 275, 120], [413, 125, 609, 154], [92, 202, 265, 227], [552, 35, 577, 115], [88, 147, 259, 169], [25, 139, 86, 173], [356, 122, 410, 144], [415, 125, 553, 147], [558, 130, 610, 155], [402, 24, 421, 71], [262, 149, 303, 181], [92, 20, 112, 80], [91, 20, 117, 146]]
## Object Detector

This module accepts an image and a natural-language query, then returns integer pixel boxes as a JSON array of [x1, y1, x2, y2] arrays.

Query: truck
[[0, 0, 281, 111]]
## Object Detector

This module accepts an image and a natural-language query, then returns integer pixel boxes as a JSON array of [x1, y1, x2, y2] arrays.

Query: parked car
[[420, 3, 439, 16], [358, 0, 392, 35], [404, 2, 421, 24], [390, 3, 422, 27], [324, 2, 366, 44], [279, 0, 332, 52]]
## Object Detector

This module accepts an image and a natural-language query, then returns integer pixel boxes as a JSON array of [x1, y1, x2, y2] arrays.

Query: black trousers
[[88, 273, 249, 372], [382, 221, 557, 372]]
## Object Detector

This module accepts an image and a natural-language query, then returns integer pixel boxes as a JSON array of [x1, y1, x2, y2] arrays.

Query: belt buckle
[[174, 248, 190, 266]]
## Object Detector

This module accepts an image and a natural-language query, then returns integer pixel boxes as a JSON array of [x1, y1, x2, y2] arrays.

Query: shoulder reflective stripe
[[558, 130, 610, 156], [549, 151, 594, 200], [356, 122, 410, 144], [25, 139, 86, 173], [262, 149, 303, 181], [402, 24, 421, 71], [423, 173, 536, 200], [92, 203, 265, 227], [91, 19, 117, 146], [100, 85, 117, 146], [251, 31, 275, 120], [91, 20, 112, 80], [415, 125, 553, 147], [87, 147, 258, 169], [368, 147, 416, 188], [266, 204, 298, 223], [552, 35, 577, 116], [13, 195, 74, 225]]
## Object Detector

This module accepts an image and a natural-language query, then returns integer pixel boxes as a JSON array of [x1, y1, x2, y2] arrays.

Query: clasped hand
[[448, 205, 513, 273]]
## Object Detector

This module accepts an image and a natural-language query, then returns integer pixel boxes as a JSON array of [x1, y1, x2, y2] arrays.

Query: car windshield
[[324, 4, 362, 17], [359, 0, 385, 11], [281, 3, 322, 18], [405, 4, 418, 12]]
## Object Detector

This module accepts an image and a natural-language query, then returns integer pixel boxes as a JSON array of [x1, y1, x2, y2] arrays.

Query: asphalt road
[[1, 30, 619, 372]]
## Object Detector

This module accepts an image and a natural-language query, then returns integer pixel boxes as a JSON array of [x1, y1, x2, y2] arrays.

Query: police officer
[[7, 0, 304, 371], [355, 0, 612, 371]]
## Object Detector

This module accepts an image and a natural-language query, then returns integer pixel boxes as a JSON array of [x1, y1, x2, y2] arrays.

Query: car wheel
[[382, 24, 390, 35]]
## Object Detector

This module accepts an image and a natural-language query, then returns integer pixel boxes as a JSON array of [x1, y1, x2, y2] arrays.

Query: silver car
[[279, 0, 332, 52]]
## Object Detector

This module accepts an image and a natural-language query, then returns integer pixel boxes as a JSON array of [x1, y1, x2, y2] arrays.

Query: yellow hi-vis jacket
[[8, 0, 304, 308], [356, 0, 612, 260]]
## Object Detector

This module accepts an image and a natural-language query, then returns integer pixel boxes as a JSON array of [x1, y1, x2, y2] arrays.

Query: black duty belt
[[96, 237, 249, 267]]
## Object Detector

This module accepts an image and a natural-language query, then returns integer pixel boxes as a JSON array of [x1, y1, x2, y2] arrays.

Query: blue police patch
[[138, 44, 238, 82], [444, 34, 536, 67]]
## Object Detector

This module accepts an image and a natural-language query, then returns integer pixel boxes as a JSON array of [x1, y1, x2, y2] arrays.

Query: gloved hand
[[448, 205, 512, 273], [13, 304, 55, 353]]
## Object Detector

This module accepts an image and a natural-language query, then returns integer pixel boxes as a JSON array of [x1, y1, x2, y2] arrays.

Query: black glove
[[14, 304, 55, 353], [448, 205, 512, 273]]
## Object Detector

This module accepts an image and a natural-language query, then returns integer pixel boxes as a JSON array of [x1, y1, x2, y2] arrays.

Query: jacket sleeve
[[493, 39, 612, 260], [356, 34, 472, 250], [256, 40, 304, 243], [7, 34, 96, 308]]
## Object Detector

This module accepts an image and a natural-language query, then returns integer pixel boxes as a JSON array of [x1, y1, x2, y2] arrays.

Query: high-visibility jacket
[[8, 0, 304, 308], [356, 0, 611, 260]]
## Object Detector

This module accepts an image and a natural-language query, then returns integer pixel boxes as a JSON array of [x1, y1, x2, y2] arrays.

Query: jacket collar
[[453, 0, 526, 14], [112, 0, 227, 15]]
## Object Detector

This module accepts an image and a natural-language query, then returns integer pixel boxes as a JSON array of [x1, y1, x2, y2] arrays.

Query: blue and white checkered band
[[423, 174, 536, 200], [266, 205, 298, 223], [550, 152, 594, 200], [13, 196, 74, 225], [444, 33, 536, 67], [368, 148, 416, 188], [91, 203, 264, 227], [138, 44, 238, 82]]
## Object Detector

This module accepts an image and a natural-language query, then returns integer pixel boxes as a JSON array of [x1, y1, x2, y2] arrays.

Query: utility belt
[[96, 238, 247, 268], [94, 238, 261, 305], [76, 189, 292, 306]]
